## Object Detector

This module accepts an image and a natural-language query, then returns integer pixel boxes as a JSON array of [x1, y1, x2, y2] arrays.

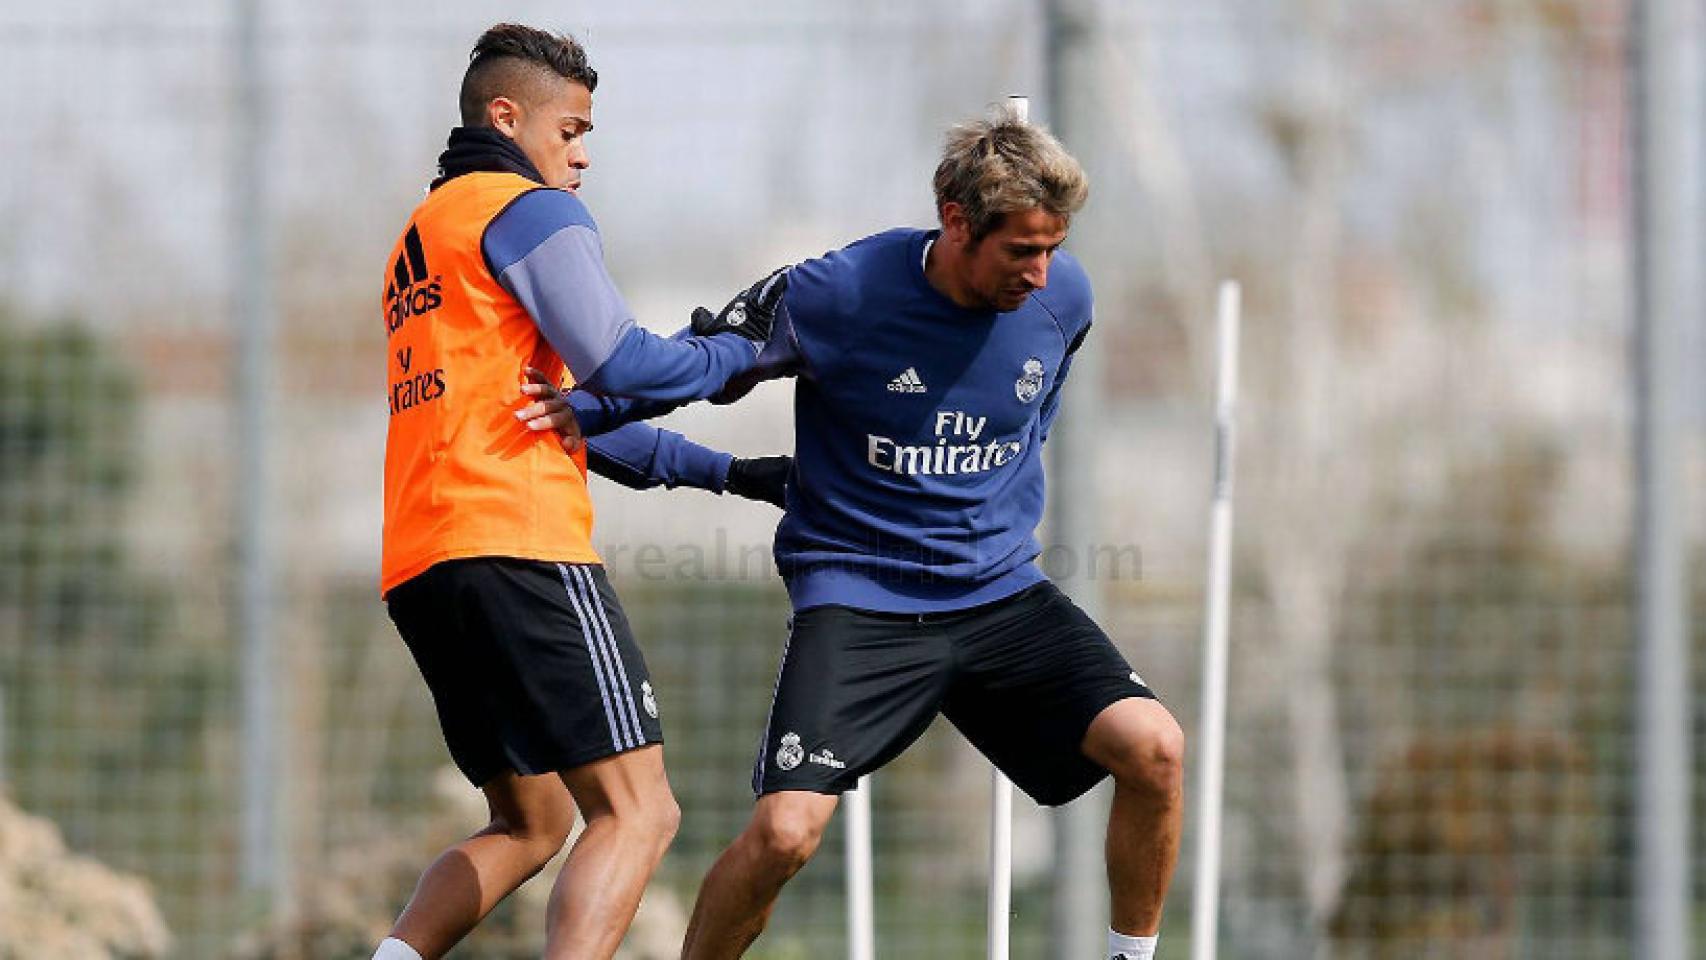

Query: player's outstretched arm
[[486, 188, 762, 403], [515, 368, 790, 507], [587, 423, 791, 508], [517, 365, 670, 445]]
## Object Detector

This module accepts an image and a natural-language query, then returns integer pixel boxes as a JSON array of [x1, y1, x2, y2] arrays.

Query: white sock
[[1108, 927, 1158, 960], [373, 937, 424, 960]]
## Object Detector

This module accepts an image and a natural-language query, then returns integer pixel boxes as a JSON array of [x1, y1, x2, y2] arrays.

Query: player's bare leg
[[681, 790, 840, 960], [388, 769, 577, 959], [546, 745, 681, 960], [1082, 697, 1186, 937]]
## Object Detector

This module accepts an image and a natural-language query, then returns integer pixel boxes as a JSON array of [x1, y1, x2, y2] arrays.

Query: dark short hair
[[459, 24, 598, 127]]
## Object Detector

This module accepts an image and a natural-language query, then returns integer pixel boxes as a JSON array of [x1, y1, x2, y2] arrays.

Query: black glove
[[726, 455, 791, 508], [691, 268, 789, 346]]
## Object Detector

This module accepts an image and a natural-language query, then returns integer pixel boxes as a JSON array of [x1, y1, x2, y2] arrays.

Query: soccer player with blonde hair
[[669, 106, 1185, 960]]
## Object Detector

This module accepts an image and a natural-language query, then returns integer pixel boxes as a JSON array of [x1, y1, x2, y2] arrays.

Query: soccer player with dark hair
[[372, 23, 784, 960], [658, 108, 1185, 960]]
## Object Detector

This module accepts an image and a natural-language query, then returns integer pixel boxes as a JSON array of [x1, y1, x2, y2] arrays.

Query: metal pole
[[1041, 2, 1107, 957], [1190, 283, 1242, 960], [233, 0, 286, 907], [845, 776, 875, 960], [1630, 1, 1697, 957]]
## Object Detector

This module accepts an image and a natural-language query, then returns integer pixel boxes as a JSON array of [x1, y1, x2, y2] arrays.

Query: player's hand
[[725, 455, 791, 508], [516, 366, 583, 455], [691, 267, 789, 346]]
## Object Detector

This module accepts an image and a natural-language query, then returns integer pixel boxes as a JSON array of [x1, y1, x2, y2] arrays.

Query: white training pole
[[988, 768, 1014, 960], [982, 91, 1028, 960], [845, 776, 875, 960], [1190, 281, 1242, 960]]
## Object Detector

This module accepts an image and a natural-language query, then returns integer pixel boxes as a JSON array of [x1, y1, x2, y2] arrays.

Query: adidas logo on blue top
[[887, 367, 927, 394]]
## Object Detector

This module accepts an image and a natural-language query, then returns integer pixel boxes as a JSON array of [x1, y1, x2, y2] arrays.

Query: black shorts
[[752, 581, 1155, 807], [386, 558, 663, 787]]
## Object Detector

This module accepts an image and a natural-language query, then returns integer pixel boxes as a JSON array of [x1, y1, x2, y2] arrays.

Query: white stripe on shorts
[[556, 563, 629, 751], [566, 565, 639, 749], [571, 565, 646, 743]]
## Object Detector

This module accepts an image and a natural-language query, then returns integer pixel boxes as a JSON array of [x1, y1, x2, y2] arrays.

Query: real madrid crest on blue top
[[1016, 358, 1045, 402]]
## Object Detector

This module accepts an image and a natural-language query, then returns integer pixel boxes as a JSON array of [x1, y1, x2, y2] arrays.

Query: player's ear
[[486, 96, 521, 136], [940, 202, 971, 247]]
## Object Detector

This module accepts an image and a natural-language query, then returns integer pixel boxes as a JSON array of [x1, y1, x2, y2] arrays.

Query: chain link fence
[[1, 1, 1699, 957]]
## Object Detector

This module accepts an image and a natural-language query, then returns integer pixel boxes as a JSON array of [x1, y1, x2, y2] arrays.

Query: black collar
[[431, 127, 544, 190]]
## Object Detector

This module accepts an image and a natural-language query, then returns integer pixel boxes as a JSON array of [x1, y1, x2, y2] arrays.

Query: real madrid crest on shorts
[[641, 681, 659, 719], [1016, 358, 1045, 402], [775, 731, 804, 771]]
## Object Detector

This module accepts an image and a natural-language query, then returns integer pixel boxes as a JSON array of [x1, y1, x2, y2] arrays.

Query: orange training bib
[[380, 172, 598, 595]]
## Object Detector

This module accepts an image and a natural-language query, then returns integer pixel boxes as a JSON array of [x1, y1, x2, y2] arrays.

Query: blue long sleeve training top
[[483, 188, 758, 401], [745, 228, 1093, 613], [584, 421, 732, 493], [482, 188, 751, 499]]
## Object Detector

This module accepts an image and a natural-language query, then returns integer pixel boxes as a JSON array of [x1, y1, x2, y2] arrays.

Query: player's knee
[[644, 791, 683, 844], [752, 804, 828, 873], [595, 787, 680, 851], [1111, 715, 1185, 800]]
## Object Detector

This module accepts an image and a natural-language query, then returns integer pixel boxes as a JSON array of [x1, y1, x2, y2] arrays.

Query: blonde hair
[[932, 104, 1089, 241]]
